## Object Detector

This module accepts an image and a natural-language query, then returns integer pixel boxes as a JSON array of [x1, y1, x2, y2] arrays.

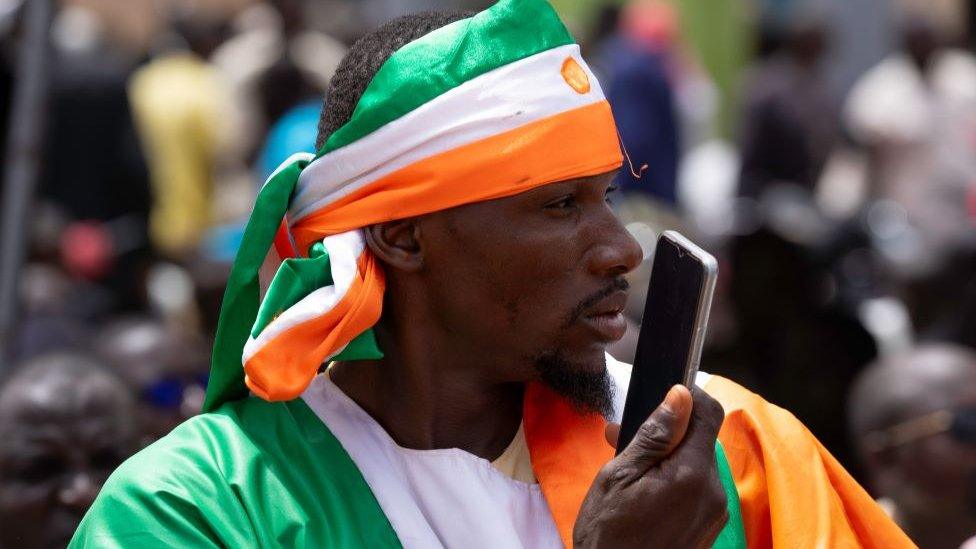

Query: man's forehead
[[432, 170, 619, 220], [506, 170, 620, 198]]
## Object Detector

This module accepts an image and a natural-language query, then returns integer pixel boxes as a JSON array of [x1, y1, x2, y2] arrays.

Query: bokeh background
[[1, 0, 975, 547]]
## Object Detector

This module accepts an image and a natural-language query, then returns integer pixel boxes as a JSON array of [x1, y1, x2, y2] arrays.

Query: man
[[849, 343, 976, 549], [73, 1, 910, 547], [0, 353, 136, 549]]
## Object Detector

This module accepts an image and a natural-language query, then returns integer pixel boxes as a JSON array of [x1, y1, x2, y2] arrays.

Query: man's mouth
[[579, 290, 628, 342]]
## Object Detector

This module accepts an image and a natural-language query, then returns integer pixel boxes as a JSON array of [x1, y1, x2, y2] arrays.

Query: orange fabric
[[704, 376, 915, 549], [523, 375, 913, 549], [290, 101, 622, 252], [273, 220, 297, 259], [244, 252, 385, 401], [523, 382, 614, 548], [561, 58, 591, 94]]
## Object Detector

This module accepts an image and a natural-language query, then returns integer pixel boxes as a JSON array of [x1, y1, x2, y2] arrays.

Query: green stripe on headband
[[319, 0, 573, 156]]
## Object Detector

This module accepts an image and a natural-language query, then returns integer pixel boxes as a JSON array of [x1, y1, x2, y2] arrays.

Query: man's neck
[[329, 328, 525, 462]]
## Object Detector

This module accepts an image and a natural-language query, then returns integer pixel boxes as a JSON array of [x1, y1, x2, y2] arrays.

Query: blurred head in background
[[619, 0, 678, 53], [849, 343, 976, 549], [0, 354, 136, 549], [94, 317, 209, 446]]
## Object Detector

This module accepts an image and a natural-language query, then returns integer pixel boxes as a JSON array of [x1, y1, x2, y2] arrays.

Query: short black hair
[[315, 10, 476, 151]]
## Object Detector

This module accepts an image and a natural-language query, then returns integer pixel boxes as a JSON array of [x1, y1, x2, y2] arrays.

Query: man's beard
[[533, 351, 613, 417]]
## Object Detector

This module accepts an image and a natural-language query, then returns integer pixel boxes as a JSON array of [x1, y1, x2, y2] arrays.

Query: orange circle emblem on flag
[[560, 57, 591, 94]]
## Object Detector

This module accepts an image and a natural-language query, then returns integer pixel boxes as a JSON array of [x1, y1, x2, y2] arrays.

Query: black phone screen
[[616, 235, 709, 455]]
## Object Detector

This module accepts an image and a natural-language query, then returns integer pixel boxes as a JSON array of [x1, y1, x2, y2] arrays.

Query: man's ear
[[364, 219, 423, 272]]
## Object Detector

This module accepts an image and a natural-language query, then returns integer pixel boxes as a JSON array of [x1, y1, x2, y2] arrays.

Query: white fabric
[[242, 230, 366, 362], [289, 44, 605, 222], [301, 374, 563, 549]]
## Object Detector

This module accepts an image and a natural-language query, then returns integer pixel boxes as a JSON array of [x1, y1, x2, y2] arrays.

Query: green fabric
[[204, 155, 313, 412], [206, 153, 384, 412], [319, 0, 574, 155], [70, 398, 401, 548], [251, 254, 332, 338], [713, 442, 747, 549]]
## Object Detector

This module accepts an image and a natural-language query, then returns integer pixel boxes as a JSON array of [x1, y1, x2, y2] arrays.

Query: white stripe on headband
[[242, 230, 367, 364], [289, 44, 604, 223]]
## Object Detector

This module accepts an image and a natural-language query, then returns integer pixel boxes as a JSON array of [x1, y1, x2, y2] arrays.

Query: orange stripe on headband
[[290, 101, 622, 253]]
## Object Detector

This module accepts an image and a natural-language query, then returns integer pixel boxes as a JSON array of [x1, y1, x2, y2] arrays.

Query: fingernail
[[663, 385, 682, 412]]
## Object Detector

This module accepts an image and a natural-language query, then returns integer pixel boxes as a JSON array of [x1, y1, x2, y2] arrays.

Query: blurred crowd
[[0, 0, 975, 547]]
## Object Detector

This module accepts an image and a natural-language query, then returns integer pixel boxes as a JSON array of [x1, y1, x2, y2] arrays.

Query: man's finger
[[616, 385, 693, 474], [670, 387, 725, 458]]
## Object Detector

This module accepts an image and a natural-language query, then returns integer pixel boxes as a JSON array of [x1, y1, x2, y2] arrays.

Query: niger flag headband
[[204, 0, 623, 410]]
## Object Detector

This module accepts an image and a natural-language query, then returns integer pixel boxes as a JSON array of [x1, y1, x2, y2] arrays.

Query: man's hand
[[574, 385, 728, 548]]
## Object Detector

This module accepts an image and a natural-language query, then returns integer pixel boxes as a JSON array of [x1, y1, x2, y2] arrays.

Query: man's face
[[414, 171, 642, 412], [0, 367, 134, 549]]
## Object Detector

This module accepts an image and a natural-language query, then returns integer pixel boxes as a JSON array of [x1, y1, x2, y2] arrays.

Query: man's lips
[[578, 290, 628, 342]]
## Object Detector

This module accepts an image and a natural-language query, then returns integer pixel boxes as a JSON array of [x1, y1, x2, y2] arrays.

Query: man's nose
[[587, 215, 644, 277], [57, 471, 99, 511]]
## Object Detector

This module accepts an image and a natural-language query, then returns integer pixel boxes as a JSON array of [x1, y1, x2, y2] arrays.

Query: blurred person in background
[[737, 12, 837, 199], [0, 353, 136, 549], [601, 0, 680, 205], [10, 263, 91, 361], [254, 58, 324, 181], [128, 6, 231, 259], [715, 8, 878, 471], [212, 0, 345, 168], [844, 12, 976, 282], [849, 343, 976, 549], [207, 0, 346, 261], [93, 316, 210, 447], [37, 1, 153, 315]]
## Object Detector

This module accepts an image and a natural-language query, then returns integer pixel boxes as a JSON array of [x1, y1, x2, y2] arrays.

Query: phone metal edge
[[659, 231, 718, 387]]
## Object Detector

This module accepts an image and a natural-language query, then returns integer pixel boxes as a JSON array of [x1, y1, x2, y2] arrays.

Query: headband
[[204, 0, 623, 410]]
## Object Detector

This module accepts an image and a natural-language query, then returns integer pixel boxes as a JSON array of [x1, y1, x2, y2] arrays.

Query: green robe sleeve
[[70, 399, 401, 548], [70, 417, 259, 548]]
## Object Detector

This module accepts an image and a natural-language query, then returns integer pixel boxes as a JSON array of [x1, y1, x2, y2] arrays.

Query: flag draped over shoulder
[[204, 0, 624, 410]]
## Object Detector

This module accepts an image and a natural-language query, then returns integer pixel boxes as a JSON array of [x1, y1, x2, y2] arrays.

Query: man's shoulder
[[102, 400, 273, 495], [72, 399, 324, 547]]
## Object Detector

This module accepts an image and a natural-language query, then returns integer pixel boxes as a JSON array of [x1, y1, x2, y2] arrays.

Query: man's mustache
[[565, 277, 630, 327]]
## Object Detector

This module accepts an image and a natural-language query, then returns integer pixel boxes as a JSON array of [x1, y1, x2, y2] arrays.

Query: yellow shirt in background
[[130, 53, 221, 256]]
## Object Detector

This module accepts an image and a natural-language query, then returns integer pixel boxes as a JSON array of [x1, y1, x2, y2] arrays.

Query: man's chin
[[532, 350, 612, 417]]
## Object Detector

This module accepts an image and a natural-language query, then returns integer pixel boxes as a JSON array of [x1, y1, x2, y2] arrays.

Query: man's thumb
[[617, 385, 693, 472]]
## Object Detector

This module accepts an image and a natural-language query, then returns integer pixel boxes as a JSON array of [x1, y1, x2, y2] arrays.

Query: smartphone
[[615, 231, 718, 455]]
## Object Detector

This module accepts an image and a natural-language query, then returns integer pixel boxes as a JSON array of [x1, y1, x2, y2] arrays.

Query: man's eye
[[545, 195, 577, 210]]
